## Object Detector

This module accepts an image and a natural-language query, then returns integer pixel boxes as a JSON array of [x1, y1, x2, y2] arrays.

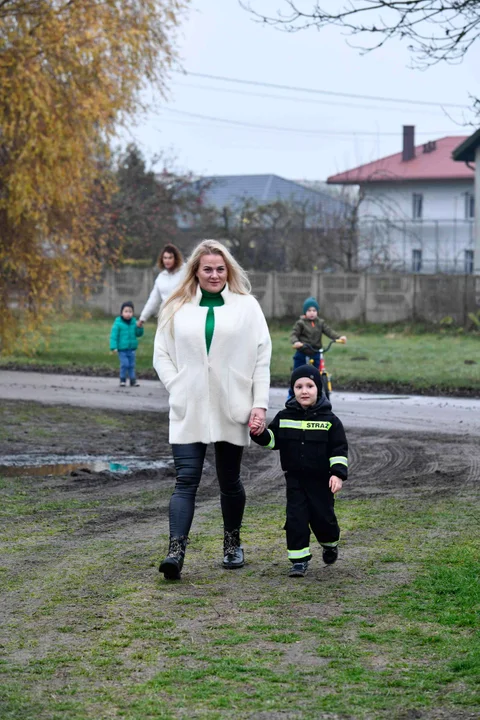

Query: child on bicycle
[[250, 364, 348, 577], [290, 296, 347, 371]]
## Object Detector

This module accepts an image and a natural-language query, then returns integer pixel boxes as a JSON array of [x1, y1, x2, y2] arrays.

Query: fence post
[[263, 273, 274, 319], [107, 269, 114, 316], [272, 271, 277, 318], [363, 273, 368, 323], [316, 272, 322, 309]]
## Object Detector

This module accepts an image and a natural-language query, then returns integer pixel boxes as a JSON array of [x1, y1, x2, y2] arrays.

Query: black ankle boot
[[223, 529, 244, 569], [159, 536, 188, 580]]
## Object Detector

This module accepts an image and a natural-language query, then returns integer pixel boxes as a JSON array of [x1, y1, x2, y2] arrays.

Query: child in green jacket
[[110, 301, 144, 387]]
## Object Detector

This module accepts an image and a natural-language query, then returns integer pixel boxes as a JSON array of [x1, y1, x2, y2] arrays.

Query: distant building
[[452, 128, 480, 275], [179, 174, 352, 272], [198, 173, 348, 221], [328, 126, 475, 273]]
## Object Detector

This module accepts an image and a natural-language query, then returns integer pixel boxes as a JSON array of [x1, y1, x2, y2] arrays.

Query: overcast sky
[[120, 0, 480, 181]]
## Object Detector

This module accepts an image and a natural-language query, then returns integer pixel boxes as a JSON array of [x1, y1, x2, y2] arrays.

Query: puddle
[[0, 454, 171, 478]]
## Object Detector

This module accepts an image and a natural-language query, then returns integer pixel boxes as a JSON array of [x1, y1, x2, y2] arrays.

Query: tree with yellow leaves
[[0, 0, 188, 352]]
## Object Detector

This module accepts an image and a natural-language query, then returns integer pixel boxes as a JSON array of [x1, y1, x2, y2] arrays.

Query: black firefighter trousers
[[284, 472, 340, 561]]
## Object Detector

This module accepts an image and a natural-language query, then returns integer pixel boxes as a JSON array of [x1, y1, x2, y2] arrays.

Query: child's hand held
[[329, 475, 343, 494]]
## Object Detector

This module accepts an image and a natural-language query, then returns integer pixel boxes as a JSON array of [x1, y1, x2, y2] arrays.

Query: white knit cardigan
[[153, 284, 272, 446], [139, 266, 186, 323]]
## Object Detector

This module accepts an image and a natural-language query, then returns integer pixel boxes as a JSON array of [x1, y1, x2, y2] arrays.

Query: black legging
[[169, 442, 245, 537]]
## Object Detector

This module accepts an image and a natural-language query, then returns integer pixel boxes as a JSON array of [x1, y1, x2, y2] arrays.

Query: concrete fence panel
[[272, 272, 316, 318], [78, 268, 154, 315], [75, 268, 479, 324], [320, 274, 365, 322], [249, 272, 271, 315], [414, 275, 469, 324], [365, 275, 414, 324]]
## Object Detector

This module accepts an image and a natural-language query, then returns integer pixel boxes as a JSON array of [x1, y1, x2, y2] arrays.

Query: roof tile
[[327, 136, 473, 184]]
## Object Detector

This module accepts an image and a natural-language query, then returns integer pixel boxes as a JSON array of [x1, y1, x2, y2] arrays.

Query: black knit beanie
[[121, 301, 134, 313], [290, 365, 323, 396]]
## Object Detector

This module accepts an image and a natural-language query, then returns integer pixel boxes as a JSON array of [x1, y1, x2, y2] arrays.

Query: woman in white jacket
[[154, 239, 272, 580], [137, 244, 186, 328]]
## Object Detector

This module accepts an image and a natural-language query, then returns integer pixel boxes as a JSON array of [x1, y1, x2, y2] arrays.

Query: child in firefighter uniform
[[250, 365, 348, 577]]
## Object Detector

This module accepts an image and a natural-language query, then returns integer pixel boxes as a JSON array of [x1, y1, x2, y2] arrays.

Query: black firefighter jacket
[[251, 395, 348, 483]]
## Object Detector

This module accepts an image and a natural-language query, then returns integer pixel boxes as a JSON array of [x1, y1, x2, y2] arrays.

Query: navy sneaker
[[288, 561, 309, 577]]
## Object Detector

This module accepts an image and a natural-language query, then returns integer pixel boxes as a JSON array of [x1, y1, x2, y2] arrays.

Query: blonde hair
[[159, 240, 251, 329]]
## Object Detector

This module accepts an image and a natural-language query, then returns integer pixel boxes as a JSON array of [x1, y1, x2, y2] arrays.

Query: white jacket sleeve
[[140, 278, 163, 322], [251, 302, 272, 409], [153, 324, 178, 390]]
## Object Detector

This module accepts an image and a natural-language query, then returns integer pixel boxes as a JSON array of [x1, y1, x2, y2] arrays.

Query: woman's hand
[[249, 407, 266, 436], [136, 319, 144, 328]]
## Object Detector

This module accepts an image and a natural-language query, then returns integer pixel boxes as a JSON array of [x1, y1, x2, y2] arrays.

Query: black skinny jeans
[[169, 442, 245, 538]]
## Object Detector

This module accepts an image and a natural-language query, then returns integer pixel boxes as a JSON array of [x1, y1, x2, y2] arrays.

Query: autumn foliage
[[0, 0, 188, 352]]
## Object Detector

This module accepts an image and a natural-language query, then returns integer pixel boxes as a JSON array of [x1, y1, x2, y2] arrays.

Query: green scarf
[[199, 287, 225, 354]]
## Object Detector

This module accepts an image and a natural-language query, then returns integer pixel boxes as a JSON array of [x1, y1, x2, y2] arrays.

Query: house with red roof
[[327, 126, 475, 274], [452, 128, 480, 275]]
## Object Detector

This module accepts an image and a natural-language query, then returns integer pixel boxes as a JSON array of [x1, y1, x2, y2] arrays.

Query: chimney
[[402, 125, 415, 162]]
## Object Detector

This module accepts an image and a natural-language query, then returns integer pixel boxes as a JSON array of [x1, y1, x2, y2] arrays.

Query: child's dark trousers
[[285, 471, 340, 559]]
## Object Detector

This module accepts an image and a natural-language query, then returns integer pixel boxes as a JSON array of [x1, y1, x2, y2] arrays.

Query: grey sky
[[120, 0, 480, 181]]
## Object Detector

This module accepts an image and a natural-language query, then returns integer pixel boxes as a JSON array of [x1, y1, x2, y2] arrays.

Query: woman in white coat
[[136, 243, 186, 328], [154, 239, 272, 580]]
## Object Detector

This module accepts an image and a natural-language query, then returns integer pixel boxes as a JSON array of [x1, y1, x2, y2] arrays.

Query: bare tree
[[243, 1, 480, 68], [213, 195, 359, 272]]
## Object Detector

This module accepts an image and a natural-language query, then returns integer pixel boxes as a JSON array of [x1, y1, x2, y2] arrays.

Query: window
[[464, 249, 474, 274], [412, 249, 422, 273], [465, 192, 475, 220], [412, 193, 423, 220]]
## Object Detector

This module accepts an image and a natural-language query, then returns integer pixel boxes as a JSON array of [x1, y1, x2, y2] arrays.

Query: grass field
[[0, 402, 479, 720], [2, 314, 479, 394]]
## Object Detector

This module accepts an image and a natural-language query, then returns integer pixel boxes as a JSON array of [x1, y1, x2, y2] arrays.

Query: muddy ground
[[1, 400, 478, 508]]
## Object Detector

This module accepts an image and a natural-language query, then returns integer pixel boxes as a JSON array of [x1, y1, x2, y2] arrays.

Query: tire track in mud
[[465, 445, 480, 484], [348, 438, 418, 481]]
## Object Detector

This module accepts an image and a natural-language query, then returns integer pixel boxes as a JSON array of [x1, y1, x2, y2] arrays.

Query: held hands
[[136, 319, 144, 328], [249, 407, 266, 436], [329, 475, 343, 494]]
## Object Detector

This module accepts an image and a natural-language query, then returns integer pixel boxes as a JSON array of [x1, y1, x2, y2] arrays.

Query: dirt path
[[1, 370, 480, 436]]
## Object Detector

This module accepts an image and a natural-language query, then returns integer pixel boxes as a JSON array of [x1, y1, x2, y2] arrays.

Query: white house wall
[[357, 180, 475, 272], [358, 180, 474, 221]]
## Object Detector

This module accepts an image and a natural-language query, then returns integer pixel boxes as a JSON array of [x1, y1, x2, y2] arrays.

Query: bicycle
[[301, 338, 346, 400]]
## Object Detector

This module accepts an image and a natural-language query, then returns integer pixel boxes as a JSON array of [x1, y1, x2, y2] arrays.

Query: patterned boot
[[159, 536, 188, 580], [223, 529, 244, 569]]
